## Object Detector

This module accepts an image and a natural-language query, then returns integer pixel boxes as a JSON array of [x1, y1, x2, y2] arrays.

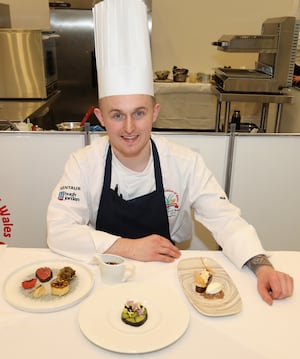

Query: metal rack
[[211, 86, 293, 132]]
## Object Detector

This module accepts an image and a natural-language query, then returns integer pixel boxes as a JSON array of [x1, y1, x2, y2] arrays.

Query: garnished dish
[[78, 282, 189, 354], [20, 265, 76, 299], [3, 260, 94, 312], [178, 257, 242, 317], [194, 269, 224, 299], [121, 300, 148, 327]]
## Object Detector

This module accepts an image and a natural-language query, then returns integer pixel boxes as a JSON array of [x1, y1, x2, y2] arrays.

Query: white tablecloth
[[0, 248, 299, 358], [153, 82, 261, 131], [154, 82, 216, 130]]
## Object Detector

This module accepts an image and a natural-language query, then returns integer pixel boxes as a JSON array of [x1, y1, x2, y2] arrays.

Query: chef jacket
[[47, 135, 266, 268]]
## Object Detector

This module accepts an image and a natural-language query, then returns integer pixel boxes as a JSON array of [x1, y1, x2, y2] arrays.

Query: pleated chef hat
[[93, 0, 153, 99]]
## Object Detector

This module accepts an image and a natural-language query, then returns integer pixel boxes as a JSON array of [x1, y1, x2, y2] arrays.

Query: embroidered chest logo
[[165, 189, 179, 218], [58, 186, 81, 202]]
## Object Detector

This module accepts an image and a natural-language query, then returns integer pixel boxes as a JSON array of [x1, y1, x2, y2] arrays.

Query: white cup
[[94, 254, 135, 284]]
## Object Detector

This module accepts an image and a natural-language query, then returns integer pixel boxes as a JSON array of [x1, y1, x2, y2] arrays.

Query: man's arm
[[245, 254, 293, 305], [245, 254, 273, 274]]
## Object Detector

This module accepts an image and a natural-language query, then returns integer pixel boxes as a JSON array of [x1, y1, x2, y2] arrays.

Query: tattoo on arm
[[246, 254, 274, 274]]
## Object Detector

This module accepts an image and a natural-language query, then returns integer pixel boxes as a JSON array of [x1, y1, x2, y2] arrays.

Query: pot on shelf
[[56, 122, 82, 131]]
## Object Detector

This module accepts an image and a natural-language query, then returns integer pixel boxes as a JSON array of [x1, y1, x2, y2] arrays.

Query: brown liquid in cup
[[105, 262, 119, 265]]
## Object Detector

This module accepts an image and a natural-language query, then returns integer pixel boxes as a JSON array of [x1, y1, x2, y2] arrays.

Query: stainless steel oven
[[0, 29, 58, 99]]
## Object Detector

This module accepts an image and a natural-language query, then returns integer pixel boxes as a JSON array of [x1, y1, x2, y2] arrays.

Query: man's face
[[95, 94, 160, 162]]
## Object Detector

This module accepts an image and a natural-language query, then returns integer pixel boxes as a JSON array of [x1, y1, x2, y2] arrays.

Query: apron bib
[[96, 140, 172, 242]]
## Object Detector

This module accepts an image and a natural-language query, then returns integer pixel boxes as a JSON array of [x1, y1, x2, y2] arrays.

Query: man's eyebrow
[[134, 106, 147, 111], [109, 106, 147, 113]]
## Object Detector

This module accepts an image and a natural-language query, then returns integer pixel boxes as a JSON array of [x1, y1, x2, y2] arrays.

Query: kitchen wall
[[2, 0, 50, 29], [152, 0, 300, 74], [4, 0, 300, 72]]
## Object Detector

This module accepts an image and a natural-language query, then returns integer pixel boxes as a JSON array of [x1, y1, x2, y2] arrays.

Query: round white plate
[[178, 257, 242, 317], [3, 260, 94, 312], [78, 282, 190, 354]]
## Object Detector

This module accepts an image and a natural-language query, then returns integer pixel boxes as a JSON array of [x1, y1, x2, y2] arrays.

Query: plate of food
[[177, 257, 242, 317], [3, 260, 94, 312], [78, 282, 190, 354]]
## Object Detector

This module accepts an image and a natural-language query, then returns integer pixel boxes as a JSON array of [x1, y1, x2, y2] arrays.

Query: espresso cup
[[94, 254, 135, 284]]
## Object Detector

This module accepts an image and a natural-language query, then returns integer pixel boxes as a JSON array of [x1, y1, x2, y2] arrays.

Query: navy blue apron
[[96, 140, 172, 242]]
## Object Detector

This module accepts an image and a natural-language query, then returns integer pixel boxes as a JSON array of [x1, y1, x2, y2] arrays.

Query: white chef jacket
[[47, 135, 265, 268]]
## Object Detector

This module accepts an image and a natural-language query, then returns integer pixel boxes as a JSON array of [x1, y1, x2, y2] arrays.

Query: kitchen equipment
[[0, 30, 58, 99], [173, 66, 189, 82], [155, 70, 170, 80], [57, 122, 82, 131], [212, 17, 300, 93], [49, 8, 98, 125], [197, 72, 212, 83], [230, 110, 241, 130]]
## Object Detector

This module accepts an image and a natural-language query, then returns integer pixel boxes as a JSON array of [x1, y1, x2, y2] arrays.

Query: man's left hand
[[255, 266, 294, 305]]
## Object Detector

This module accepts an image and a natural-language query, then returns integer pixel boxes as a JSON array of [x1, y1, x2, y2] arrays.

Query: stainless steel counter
[[0, 91, 61, 123]]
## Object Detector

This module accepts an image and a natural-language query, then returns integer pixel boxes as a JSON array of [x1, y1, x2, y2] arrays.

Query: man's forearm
[[245, 254, 274, 274]]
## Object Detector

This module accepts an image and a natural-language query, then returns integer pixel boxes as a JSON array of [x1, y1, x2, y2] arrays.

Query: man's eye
[[134, 110, 145, 119], [112, 112, 123, 120]]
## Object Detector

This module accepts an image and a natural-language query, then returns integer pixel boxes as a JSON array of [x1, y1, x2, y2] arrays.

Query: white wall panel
[[230, 134, 300, 250], [2, 131, 299, 251], [0, 132, 85, 247]]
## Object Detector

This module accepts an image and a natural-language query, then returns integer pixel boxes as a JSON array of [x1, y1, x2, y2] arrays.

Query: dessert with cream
[[202, 281, 224, 299], [194, 268, 224, 299], [194, 269, 212, 293]]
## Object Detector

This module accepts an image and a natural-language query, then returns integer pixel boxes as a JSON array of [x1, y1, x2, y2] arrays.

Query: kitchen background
[[1, 1, 300, 250], [1, 0, 300, 131], [3, 0, 299, 71]]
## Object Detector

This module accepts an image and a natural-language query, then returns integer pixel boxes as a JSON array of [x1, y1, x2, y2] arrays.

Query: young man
[[47, 0, 293, 305]]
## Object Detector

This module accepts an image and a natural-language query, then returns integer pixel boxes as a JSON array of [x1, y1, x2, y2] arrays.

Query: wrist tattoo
[[246, 254, 273, 274]]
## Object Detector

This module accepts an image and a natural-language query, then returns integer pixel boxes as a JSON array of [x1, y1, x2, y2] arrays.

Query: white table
[[0, 248, 299, 358]]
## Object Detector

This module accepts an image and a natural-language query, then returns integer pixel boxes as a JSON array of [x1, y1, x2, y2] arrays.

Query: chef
[[47, 0, 293, 305]]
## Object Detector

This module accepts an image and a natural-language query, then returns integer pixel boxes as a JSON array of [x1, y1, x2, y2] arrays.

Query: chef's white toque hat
[[93, 0, 153, 99]]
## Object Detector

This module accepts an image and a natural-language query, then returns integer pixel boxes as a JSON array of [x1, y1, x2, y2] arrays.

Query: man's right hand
[[105, 235, 181, 262]]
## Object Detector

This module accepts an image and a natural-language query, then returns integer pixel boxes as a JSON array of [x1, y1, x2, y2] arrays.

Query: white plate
[[3, 260, 94, 312], [178, 257, 242, 317], [78, 282, 190, 354]]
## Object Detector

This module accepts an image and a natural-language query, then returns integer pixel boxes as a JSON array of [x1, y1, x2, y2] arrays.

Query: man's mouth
[[122, 135, 138, 140]]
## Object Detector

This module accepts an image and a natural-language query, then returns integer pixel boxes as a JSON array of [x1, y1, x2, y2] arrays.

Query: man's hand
[[105, 235, 181, 262], [255, 266, 294, 305], [293, 74, 300, 84]]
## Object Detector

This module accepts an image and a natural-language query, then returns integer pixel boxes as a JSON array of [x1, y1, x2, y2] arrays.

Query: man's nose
[[124, 116, 135, 132]]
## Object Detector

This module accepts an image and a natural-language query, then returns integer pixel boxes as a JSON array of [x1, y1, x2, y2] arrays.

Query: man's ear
[[152, 103, 160, 124], [94, 108, 105, 127]]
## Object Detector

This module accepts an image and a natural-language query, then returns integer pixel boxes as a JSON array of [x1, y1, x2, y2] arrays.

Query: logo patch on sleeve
[[57, 186, 81, 202]]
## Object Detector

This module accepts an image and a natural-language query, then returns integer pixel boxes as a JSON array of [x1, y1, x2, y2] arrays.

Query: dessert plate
[[178, 257, 242, 317], [78, 282, 190, 354], [3, 260, 94, 312]]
